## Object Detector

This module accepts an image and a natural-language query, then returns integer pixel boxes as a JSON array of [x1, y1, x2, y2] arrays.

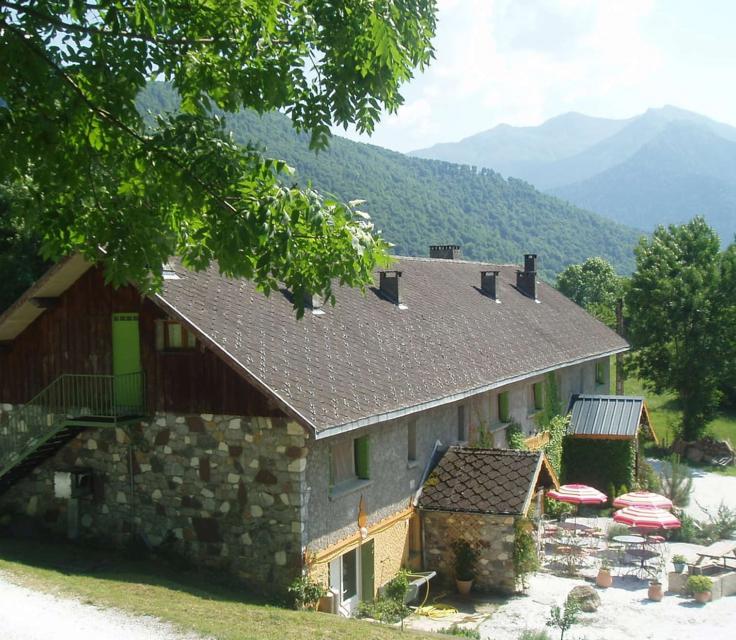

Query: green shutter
[[533, 382, 543, 410], [498, 392, 509, 422], [596, 362, 606, 384], [360, 539, 375, 602], [354, 436, 370, 479]]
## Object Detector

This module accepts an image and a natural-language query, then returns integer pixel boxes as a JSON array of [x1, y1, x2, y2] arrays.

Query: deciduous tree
[[626, 217, 727, 439], [0, 0, 437, 314], [556, 256, 624, 326]]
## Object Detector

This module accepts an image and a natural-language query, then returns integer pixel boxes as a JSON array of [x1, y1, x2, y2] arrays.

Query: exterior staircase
[[0, 372, 144, 494]]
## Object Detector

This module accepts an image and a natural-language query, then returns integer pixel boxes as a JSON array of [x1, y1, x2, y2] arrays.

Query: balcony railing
[[0, 372, 145, 477]]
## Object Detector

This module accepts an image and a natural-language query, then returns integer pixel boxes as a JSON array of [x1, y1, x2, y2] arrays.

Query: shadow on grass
[[0, 533, 277, 609]]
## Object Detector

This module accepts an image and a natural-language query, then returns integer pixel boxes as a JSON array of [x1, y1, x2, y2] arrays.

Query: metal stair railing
[[0, 372, 145, 478]]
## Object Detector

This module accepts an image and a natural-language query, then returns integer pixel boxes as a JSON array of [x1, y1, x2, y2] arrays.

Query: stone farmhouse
[[0, 247, 627, 614]]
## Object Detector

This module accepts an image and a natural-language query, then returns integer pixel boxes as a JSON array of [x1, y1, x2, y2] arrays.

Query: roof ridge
[[392, 255, 520, 268]]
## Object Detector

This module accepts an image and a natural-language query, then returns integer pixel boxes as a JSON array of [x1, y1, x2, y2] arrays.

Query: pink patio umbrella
[[547, 484, 607, 505], [547, 484, 607, 532], [613, 491, 673, 510], [613, 505, 681, 530]]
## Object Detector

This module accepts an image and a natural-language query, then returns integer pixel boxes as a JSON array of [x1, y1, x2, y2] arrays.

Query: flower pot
[[693, 590, 711, 604], [648, 581, 663, 602], [596, 569, 613, 588], [456, 579, 473, 595], [673, 563, 685, 573]]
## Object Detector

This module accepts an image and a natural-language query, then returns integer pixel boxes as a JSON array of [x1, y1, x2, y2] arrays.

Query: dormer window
[[156, 319, 197, 351]]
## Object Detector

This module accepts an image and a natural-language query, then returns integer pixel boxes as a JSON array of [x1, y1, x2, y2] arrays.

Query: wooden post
[[616, 298, 625, 395]]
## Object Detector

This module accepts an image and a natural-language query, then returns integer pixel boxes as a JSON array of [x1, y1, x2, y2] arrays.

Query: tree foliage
[[626, 217, 733, 439], [0, 0, 437, 314], [556, 256, 624, 326]]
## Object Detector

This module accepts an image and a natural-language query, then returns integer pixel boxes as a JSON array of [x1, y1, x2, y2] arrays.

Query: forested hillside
[[140, 84, 640, 278]]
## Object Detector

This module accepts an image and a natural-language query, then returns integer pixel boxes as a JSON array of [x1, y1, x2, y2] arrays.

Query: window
[[596, 361, 606, 385], [532, 382, 544, 411], [329, 436, 370, 490], [407, 420, 417, 462], [498, 392, 510, 423], [156, 319, 197, 351], [457, 405, 466, 441]]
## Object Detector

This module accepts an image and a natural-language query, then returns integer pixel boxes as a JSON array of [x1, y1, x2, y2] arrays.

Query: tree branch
[[3, 21, 239, 216]]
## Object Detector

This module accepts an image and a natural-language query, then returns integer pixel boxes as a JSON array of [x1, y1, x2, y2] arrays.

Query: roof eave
[[314, 346, 629, 439]]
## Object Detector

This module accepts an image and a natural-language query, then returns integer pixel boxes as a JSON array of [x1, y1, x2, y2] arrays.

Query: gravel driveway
[[0, 573, 207, 640]]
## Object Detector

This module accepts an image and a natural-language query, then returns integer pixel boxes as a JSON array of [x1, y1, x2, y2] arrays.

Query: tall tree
[[626, 217, 726, 440], [0, 1, 437, 314], [719, 243, 736, 408], [556, 256, 624, 327]]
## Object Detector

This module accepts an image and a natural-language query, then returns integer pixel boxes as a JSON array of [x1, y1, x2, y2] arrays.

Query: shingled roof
[[154, 256, 627, 436], [418, 447, 558, 515], [0, 254, 628, 437]]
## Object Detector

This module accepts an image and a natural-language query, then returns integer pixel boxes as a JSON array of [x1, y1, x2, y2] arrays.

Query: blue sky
[[337, 0, 736, 152]]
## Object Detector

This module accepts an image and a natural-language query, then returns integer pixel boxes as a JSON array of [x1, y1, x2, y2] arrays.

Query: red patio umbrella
[[613, 505, 681, 530], [613, 491, 673, 510], [547, 484, 607, 505]]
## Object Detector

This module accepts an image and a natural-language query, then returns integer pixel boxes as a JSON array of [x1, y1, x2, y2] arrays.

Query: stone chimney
[[516, 253, 538, 300], [480, 270, 500, 301], [379, 270, 402, 304], [429, 244, 462, 260]]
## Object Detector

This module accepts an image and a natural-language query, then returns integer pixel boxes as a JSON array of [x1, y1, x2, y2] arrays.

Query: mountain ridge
[[138, 83, 642, 277]]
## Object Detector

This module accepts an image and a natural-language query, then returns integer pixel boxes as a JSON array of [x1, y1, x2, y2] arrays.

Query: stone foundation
[[0, 412, 308, 592], [421, 510, 517, 594]]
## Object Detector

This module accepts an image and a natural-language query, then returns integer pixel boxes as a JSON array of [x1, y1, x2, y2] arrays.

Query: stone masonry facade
[[422, 511, 517, 594], [0, 409, 308, 592]]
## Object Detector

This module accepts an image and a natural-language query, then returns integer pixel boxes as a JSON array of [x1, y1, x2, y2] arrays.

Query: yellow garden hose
[[404, 575, 458, 618]]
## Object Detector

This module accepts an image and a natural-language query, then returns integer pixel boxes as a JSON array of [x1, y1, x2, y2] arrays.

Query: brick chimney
[[480, 270, 500, 301], [379, 270, 402, 304], [516, 254, 538, 300], [429, 244, 462, 260]]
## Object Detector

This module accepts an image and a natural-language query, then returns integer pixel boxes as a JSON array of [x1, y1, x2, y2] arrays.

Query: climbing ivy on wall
[[561, 438, 635, 492], [542, 414, 569, 477]]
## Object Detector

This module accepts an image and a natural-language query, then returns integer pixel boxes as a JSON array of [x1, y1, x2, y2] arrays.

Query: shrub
[[607, 523, 629, 540], [547, 598, 580, 640], [659, 454, 693, 507], [357, 597, 409, 624], [687, 575, 713, 594], [383, 569, 410, 603], [437, 625, 481, 639], [544, 496, 574, 519], [518, 631, 553, 640], [507, 422, 528, 450], [287, 575, 327, 610], [700, 501, 736, 542], [452, 539, 479, 581], [669, 512, 703, 544], [514, 517, 539, 590], [672, 554, 687, 565]]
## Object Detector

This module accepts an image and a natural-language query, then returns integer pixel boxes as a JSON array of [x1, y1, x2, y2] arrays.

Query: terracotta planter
[[693, 590, 711, 604], [456, 579, 474, 595], [596, 569, 613, 588], [648, 581, 663, 602]]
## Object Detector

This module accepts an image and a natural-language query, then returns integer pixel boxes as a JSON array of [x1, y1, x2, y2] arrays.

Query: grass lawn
[[0, 537, 434, 640], [620, 370, 736, 476]]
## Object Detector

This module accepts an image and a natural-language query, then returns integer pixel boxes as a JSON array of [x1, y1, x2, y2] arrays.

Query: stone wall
[[421, 510, 517, 594], [0, 412, 308, 592]]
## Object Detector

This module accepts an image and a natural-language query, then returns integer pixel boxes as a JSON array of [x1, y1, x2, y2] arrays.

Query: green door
[[360, 539, 375, 603], [112, 313, 142, 412]]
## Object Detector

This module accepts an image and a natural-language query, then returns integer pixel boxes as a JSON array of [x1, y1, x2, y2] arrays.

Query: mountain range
[[139, 84, 641, 278], [412, 106, 736, 243]]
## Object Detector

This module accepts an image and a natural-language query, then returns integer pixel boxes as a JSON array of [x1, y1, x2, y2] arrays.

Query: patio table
[[558, 522, 592, 534], [612, 535, 646, 545], [624, 547, 660, 580]]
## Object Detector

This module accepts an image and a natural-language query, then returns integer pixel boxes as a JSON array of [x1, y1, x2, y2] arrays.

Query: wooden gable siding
[[0, 267, 281, 417]]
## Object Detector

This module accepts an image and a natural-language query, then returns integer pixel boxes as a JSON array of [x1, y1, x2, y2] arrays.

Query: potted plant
[[288, 575, 327, 611], [595, 559, 613, 588], [672, 554, 687, 573], [648, 578, 664, 602], [452, 539, 479, 595], [687, 575, 713, 604]]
